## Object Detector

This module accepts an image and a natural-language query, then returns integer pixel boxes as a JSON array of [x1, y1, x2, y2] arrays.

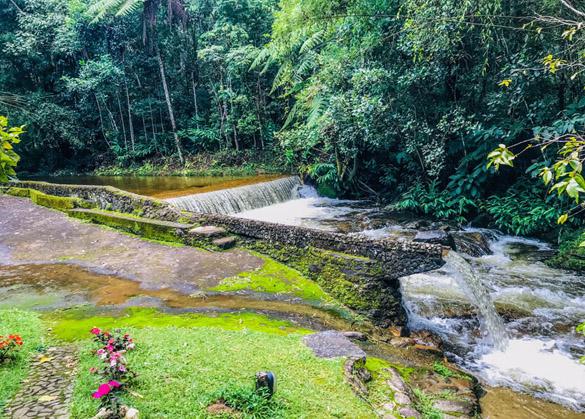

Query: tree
[[0, 116, 24, 183], [89, 0, 190, 165]]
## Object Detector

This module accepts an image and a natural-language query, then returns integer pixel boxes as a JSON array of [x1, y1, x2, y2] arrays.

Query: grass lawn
[[0, 310, 45, 415], [63, 310, 375, 418]]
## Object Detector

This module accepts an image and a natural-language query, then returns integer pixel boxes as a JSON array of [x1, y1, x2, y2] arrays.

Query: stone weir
[[5, 181, 444, 327]]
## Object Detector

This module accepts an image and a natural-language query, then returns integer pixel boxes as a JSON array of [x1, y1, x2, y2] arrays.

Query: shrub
[[0, 335, 23, 362]]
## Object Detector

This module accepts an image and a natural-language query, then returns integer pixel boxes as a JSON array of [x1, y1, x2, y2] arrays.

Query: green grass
[[209, 254, 330, 302], [0, 310, 45, 415], [45, 308, 313, 342], [71, 327, 376, 418]]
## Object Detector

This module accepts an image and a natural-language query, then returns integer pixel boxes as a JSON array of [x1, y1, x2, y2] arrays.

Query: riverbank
[[29, 152, 290, 178]]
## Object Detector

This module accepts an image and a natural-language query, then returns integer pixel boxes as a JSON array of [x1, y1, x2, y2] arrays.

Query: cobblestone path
[[4, 346, 78, 419]]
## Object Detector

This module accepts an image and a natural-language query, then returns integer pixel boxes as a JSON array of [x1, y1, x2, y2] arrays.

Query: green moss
[[547, 228, 585, 271], [209, 252, 330, 301], [249, 242, 389, 313], [433, 362, 470, 380], [67, 209, 188, 244], [365, 357, 391, 374], [45, 308, 312, 342], [7, 187, 30, 197], [7, 187, 95, 211]]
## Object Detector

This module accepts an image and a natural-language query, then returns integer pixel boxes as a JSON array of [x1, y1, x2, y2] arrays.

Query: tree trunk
[[155, 43, 185, 165], [191, 75, 199, 129], [125, 84, 136, 152], [116, 91, 128, 151], [94, 93, 111, 149]]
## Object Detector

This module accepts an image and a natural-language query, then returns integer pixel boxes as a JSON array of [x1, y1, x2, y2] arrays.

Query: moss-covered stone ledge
[[9, 180, 184, 222], [190, 212, 444, 280]]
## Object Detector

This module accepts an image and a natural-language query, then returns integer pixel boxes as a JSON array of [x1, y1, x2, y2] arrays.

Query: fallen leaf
[[129, 390, 144, 398], [39, 357, 54, 363], [38, 395, 58, 402]]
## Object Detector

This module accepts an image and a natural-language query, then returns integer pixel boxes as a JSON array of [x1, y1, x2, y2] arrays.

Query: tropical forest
[[2, 0, 585, 418]]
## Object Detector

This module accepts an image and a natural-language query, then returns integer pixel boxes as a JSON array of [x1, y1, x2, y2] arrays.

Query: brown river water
[[22, 174, 286, 199]]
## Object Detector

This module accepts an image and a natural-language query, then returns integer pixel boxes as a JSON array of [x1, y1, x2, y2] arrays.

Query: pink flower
[[104, 332, 111, 337], [108, 381, 120, 388], [92, 383, 112, 399], [89, 367, 96, 373], [106, 345, 114, 352], [124, 334, 130, 339], [97, 349, 104, 355], [110, 359, 117, 367], [90, 328, 102, 335], [129, 339, 133, 343], [119, 365, 126, 372], [107, 338, 115, 344]]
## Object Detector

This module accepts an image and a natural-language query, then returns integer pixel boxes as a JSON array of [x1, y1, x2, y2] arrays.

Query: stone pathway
[[4, 346, 79, 419]]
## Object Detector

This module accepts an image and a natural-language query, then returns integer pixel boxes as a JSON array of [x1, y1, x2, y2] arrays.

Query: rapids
[[235, 185, 585, 412]]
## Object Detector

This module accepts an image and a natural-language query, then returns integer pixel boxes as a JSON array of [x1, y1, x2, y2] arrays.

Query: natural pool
[[22, 174, 285, 199]]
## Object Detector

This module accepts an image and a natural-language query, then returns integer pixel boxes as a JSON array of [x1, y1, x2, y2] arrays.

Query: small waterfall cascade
[[443, 251, 509, 351], [164, 176, 301, 214]]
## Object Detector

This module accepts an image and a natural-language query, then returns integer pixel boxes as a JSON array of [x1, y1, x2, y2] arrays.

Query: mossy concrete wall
[[10, 181, 183, 221], [9, 180, 444, 327]]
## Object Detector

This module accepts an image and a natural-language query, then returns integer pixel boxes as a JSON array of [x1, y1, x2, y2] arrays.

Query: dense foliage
[[4, 0, 585, 237]]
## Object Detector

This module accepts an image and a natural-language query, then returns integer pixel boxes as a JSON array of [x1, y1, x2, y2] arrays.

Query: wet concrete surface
[[0, 195, 264, 293]]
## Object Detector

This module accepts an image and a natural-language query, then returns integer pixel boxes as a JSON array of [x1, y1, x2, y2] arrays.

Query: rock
[[124, 408, 140, 419], [394, 391, 411, 405], [382, 367, 410, 394], [302, 330, 367, 359], [188, 225, 226, 238], [344, 356, 371, 396], [412, 344, 444, 356], [398, 406, 421, 418], [388, 337, 415, 348], [413, 230, 455, 249], [410, 330, 442, 348], [342, 331, 367, 341], [212, 236, 237, 249], [381, 402, 396, 412], [403, 221, 421, 229], [433, 399, 474, 415], [388, 325, 406, 337], [452, 231, 493, 257], [91, 408, 111, 419]]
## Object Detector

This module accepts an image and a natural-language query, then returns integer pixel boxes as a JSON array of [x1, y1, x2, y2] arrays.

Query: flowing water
[[164, 176, 302, 214], [233, 184, 585, 413]]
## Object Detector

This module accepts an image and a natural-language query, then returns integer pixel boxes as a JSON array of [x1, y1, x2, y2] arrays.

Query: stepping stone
[[212, 236, 237, 249], [189, 225, 226, 238], [302, 330, 367, 359]]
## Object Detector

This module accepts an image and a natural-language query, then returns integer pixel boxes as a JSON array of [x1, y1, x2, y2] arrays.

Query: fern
[[300, 30, 326, 54]]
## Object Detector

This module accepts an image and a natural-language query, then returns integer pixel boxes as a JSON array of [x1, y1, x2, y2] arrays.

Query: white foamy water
[[474, 338, 585, 410], [402, 233, 585, 411]]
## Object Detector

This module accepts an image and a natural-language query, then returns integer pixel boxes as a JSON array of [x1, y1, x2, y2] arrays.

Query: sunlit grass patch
[[71, 327, 375, 418]]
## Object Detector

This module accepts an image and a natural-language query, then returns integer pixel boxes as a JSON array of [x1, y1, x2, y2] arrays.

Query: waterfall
[[164, 176, 301, 214], [443, 251, 509, 351]]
